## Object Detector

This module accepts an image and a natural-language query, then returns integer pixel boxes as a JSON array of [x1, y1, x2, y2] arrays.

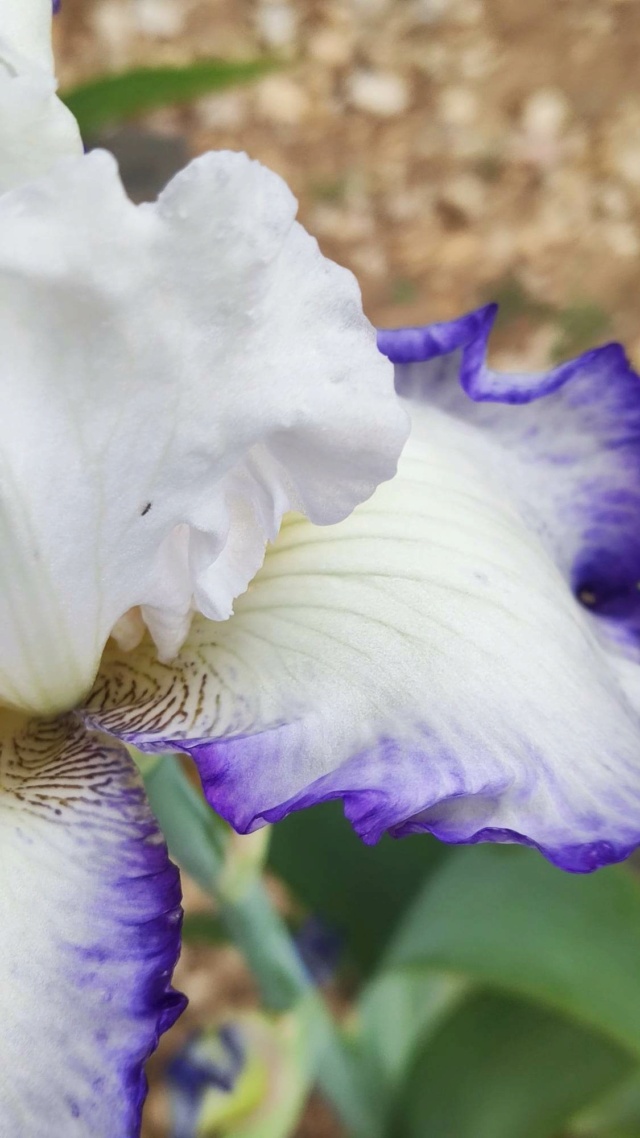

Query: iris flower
[[3, 0, 640, 1133], [95, 303, 640, 881], [0, 2, 406, 1132]]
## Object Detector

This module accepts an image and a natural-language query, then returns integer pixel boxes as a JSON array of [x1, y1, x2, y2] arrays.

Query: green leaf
[[482, 274, 555, 331], [142, 758, 378, 1135], [142, 754, 229, 891], [358, 969, 467, 1089], [181, 911, 227, 945], [393, 992, 634, 1138], [572, 1072, 640, 1136], [61, 58, 278, 135], [552, 302, 611, 363], [268, 799, 447, 976], [386, 846, 640, 1057], [143, 757, 307, 1011], [352, 968, 468, 1127]]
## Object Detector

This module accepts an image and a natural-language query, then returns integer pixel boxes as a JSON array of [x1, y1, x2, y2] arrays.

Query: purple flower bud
[[168, 1026, 246, 1138]]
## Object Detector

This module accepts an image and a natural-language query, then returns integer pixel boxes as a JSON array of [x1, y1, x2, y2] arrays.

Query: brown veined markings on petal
[[0, 713, 144, 832], [86, 635, 250, 743], [87, 658, 192, 736]]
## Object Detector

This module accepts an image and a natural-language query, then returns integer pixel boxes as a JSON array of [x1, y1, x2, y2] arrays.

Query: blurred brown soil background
[[57, 0, 640, 364], [54, 2, 640, 1134]]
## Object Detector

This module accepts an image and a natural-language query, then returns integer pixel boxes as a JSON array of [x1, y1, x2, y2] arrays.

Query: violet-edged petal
[[0, 0, 82, 190], [0, 713, 185, 1135], [85, 307, 640, 872], [380, 304, 640, 658], [0, 148, 405, 716]]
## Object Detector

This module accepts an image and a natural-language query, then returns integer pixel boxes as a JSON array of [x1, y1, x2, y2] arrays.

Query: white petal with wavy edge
[[0, 713, 185, 1136], [0, 148, 405, 715], [0, 1, 82, 191], [0, 0, 55, 69], [86, 399, 640, 871]]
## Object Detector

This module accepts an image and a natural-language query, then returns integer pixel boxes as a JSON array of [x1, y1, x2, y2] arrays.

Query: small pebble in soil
[[347, 69, 410, 117]]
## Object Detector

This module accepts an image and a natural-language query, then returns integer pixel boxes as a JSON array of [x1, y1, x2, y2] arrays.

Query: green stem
[[142, 754, 378, 1137]]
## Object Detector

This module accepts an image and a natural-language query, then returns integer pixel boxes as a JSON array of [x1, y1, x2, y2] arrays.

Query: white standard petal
[[0, 713, 185, 1135], [0, 149, 406, 714], [0, 0, 55, 69], [86, 399, 640, 871], [0, 1, 82, 191]]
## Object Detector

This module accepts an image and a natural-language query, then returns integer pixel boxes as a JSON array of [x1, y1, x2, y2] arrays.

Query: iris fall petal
[[0, 714, 185, 1134], [86, 307, 640, 871]]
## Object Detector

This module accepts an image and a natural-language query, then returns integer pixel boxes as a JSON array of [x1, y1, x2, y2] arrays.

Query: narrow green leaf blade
[[386, 846, 640, 1056], [181, 911, 227, 945], [142, 754, 229, 891], [61, 58, 278, 135], [394, 992, 634, 1138]]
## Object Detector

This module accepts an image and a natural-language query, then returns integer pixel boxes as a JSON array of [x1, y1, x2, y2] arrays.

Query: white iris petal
[[0, 146, 405, 715], [0, 0, 55, 68], [0, 0, 81, 192], [0, 1, 409, 1129], [83, 339, 640, 872], [0, 0, 407, 716]]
